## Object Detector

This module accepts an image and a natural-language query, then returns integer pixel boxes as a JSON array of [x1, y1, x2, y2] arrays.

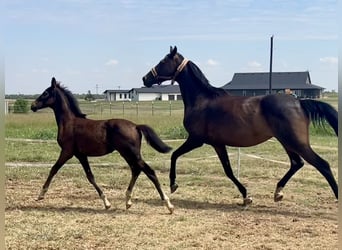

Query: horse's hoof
[[126, 202, 132, 210], [170, 183, 178, 193], [274, 187, 284, 202], [168, 204, 175, 214], [105, 204, 111, 210], [274, 193, 283, 202], [243, 196, 253, 206], [36, 196, 44, 201]]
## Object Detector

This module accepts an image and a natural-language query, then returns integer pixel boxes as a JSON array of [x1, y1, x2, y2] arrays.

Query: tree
[[13, 98, 29, 113], [85, 90, 95, 101]]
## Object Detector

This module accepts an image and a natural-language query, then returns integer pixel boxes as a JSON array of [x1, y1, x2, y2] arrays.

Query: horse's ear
[[170, 46, 177, 58], [51, 77, 57, 88]]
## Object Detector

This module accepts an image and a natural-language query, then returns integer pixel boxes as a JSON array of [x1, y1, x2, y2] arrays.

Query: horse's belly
[[207, 130, 272, 147]]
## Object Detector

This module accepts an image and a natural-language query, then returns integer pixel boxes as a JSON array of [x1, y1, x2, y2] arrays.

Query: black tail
[[137, 125, 172, 153], [300, 99, 338, 136]]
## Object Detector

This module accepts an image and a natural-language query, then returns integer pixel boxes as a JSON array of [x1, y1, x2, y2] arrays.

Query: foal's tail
[[300, 99, 338, 136], [137, 125, 172, 153]]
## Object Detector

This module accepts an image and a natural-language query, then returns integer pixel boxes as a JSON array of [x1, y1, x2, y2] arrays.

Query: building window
[[168, 95, 175, 100], [119, 93, 122, 99]]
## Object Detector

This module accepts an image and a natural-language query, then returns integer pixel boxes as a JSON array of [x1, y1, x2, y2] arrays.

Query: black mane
[[57, 83, 87, 118], [187, 61, 228, 98]]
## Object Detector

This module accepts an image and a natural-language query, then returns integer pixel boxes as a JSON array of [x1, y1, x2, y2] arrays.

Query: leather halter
[[151, 58, 189, 85]]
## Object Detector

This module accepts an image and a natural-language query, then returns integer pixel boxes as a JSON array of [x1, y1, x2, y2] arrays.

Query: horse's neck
[[52, 91, 75, 126], [177, 70, 206, 108]]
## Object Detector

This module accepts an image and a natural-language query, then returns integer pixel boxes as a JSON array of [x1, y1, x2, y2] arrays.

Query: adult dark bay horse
[[142, 46, 338, 206], [31, 77, 174, 213]]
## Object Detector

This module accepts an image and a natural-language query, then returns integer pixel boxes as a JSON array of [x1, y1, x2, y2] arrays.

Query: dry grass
[[5, 139, 338, 250]]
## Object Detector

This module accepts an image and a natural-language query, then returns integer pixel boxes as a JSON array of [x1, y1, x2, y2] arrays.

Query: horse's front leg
[[76, 154, 111, 209], [37, 151, 72, 200], [170, 137, 203, 193], [213, 145, 252, 206]]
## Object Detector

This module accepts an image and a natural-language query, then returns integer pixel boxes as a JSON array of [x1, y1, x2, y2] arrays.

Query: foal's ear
[[51, 77, 57, 88], [170, 46, 177, 58]]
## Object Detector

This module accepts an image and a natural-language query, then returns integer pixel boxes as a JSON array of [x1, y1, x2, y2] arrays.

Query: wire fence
[[5, 100, 185, 117]]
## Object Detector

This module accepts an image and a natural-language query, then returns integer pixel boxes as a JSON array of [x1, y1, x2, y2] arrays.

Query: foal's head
[[31, 77, 86, 118], [142, 46, 187, 87]]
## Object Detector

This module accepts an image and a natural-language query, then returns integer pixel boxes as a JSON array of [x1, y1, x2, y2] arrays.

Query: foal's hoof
[[126, 203, 132, 210], [105, 204, 111, 210], [243, 197, 253, 206], [170, 183, 179, 193]]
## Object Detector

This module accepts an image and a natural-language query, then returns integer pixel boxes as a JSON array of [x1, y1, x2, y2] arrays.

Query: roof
[[222, 71, 324, 90], [132, 84, 180, 93], [103, 89, 130, 94]]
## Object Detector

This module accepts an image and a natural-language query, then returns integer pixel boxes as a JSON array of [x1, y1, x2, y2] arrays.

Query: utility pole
[[269, 35, 274, 94], [96, 84, 99, 95]]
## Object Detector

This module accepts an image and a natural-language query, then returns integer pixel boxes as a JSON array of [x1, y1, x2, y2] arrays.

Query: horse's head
[[31, 77, 58, 112], [142, 46, 188, 87]]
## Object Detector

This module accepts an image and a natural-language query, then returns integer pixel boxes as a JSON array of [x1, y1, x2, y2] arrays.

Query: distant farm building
[[103, 71, 325, 101], [222, 71, 324, 98], [103, 89, 131, 101], [104, 85, 182, 102]]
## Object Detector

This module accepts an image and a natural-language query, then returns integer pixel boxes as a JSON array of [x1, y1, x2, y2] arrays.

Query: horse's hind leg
[[274, 150, 304, 202], [76, 154, 111, 209], [299, 146, 338, 200], [140, 160, 174, 214], [213, 145, 252, 206], [125, 167, 141, 209], [37, 150, 72, 200]]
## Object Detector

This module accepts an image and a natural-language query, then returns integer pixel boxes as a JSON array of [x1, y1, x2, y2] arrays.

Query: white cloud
[[105, 59, 119, 66], [246, 61, 263, 71], [319, 56, 338, 65], [206, 59, 219, 66]]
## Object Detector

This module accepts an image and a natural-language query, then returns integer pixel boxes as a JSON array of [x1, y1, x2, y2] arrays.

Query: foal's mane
[[56, 83, 87, 118], [187, 60, 228, 98]]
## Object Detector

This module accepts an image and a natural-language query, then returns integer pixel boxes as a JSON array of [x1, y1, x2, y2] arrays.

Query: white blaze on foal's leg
[[163, 193, 174, 214], [101, 193, 111, 209], [126, 190, 133, 209]]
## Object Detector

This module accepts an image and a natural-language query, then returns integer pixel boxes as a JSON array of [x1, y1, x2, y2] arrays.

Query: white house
[[130, 85, 182, 101], [103, 89, 131, 101], [103, 85, 182, 102]]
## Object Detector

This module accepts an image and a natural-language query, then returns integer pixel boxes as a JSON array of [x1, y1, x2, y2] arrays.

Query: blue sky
[[4, 0, 338, 94]]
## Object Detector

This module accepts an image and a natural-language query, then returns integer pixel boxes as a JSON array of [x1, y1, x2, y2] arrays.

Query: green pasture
[[5, 97, 338, 250]]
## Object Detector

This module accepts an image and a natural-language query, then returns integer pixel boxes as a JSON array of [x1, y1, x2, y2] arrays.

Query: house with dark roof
[[222, 71, 324, 98]]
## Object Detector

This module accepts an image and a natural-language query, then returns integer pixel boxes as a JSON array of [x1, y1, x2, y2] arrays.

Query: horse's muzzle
[[31, 102, 38, 112]]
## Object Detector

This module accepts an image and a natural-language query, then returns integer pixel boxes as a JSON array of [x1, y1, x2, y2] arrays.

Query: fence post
[[122, 102, 125, 116], [152, 101, 154, 116], [136, 102, 139, 116], [109, 102, 112, 115], [169, 101, 172, 116]]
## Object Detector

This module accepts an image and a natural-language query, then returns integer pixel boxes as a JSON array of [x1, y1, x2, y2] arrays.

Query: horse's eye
[[42, 91, 49, 98]]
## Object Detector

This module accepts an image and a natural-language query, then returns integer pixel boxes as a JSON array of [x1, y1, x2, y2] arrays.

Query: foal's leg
[[274, 150, 304, 202], [170, 137, 203, 193], [140, 160, 174, 214], [125, 167, 141, 209], [76, 154, 111, 209], [37, 150, 72, 200], [213, 145, 252, 206]]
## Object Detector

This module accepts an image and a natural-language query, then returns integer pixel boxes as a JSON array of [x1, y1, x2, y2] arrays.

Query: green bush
[[13, 99, 29, 113]]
